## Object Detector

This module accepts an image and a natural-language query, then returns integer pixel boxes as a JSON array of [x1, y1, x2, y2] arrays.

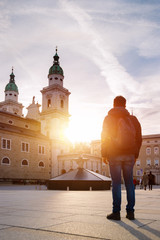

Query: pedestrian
[[142, 172, 148, 190], [148, 171, 154, 190], [133, 178, 137, 189], [101, 96, 142, 220], [139, 178, 143, 189]]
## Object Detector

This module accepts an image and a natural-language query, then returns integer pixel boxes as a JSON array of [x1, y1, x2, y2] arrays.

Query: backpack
[[114, 117, 136, 150]]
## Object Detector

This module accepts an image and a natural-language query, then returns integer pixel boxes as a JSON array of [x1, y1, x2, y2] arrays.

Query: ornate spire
[[10, 67, 15, 83], [5, 67, 18, 93], [53, 46, 59, 65], [48, 47, 64, 76]]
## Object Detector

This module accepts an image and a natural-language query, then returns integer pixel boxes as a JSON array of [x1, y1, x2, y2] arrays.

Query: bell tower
[[0, 68, 23, 116], [40, 48, 71, 177]]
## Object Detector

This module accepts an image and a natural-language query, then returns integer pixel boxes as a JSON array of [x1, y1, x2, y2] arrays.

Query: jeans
[[109, 155, 135, 213]]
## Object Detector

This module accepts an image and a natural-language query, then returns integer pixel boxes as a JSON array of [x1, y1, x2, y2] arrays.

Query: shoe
[[107, 212, 121, 221], [126, 212, 135, 220]]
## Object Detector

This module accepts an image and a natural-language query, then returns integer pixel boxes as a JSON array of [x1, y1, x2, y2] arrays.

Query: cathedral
[[0, 50, 103, 183], [0, 49, 71, 182]]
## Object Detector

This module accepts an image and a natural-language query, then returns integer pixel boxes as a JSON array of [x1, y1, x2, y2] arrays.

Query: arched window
[[155, 158, 159, 166], [146, 147, 151, 155], [39, 161, 44, 168], [136, 160, 140, 166], [1, 157, 10, 165], [61, 100, 64, 108], [48, 99, 51, 108], [22, 159, 29, 166], [154, 146, 159, 155], [146, 159, 151, 166]]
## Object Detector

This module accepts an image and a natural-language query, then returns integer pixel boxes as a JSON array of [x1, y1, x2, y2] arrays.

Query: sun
[[65, 116, 101, 143]]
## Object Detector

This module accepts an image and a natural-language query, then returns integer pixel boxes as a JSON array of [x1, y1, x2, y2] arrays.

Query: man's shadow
[[134, 219, 160, 239], [114, 219, 160, 240]]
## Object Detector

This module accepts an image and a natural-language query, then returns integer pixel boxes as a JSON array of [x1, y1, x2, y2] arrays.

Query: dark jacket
[[101, 107, 142, 159], [148, 173, 154, 184]]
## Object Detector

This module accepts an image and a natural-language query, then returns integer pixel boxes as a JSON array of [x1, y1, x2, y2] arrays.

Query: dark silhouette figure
[[148, 171, 154, 190], [101, 96, 142, 220], [142, 172, 148, 190]]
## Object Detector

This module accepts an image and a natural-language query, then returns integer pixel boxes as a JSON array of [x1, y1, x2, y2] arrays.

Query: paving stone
[[0, 185, 160, 240], [0, 227, 96, 240]]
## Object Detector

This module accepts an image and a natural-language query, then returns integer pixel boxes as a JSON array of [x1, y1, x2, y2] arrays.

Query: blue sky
[[0, 0, 160, 142]]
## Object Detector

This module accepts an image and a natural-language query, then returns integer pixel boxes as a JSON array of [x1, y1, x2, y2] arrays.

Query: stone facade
[[135, 134, 160, 184], [0, 50, 71, 181], [91, 136, 160, 184], [0, 111, 51, 182]]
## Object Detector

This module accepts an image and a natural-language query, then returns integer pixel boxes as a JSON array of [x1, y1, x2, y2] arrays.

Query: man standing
[[148, 171, 154, 190], [101, 96, 142, 220], [142, 172, 148, 190]]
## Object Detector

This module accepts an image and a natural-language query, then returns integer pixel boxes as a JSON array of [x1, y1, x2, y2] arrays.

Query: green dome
[[49, 64, 64, 76], [5, 82, 19, 93], [5, 69, 19, 93], [48, 49, 64, 76]]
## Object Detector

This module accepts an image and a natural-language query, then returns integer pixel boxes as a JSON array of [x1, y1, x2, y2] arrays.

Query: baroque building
[[135, 134, 160, 184], [0, 49, 103, 183], [40, 49, 71, 177], [0, 110, 51, 182], [91, 135, 160, 185], [0, 69, 51, 182], [0, 49, 71, 182]]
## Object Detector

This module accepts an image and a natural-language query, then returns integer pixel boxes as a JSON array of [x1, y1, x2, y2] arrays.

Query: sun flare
[[65, 116, 101, 143]]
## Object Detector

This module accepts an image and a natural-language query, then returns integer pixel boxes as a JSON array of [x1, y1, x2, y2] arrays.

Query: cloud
[[58, 0, 160, 136], [60, 0, 140, 98], [0, 0, 160, 139]]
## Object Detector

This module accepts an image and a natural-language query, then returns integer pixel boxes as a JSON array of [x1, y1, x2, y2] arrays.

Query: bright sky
[[0, 0, 160, 142]]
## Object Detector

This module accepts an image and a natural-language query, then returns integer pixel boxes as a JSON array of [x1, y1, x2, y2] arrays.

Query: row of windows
[[47, 99, 64, 108], [136, 159, 159, 166], [6, 93, 17, 97], [1, 138, 45, 154], [1, 157, 45, 167], [146, 146, 159, 155], [49, 77, 63, 81], [145, 140, 159, 144]]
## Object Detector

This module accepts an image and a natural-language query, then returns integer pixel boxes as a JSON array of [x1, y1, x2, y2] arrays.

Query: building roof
[[50, 168, 111, 181], [0, 110, 49, 140], [48, 168, 111, 190], [5, 82, 18, 93], [143, 134, 160, 139], [0, 110, 38, 123], [48, 49, 64, 76], [5, 69, 19, 93], [0, 121, 49, 140]]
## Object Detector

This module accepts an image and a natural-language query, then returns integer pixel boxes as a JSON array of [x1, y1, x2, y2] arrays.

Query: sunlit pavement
[[0, 185, 160, 240]]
